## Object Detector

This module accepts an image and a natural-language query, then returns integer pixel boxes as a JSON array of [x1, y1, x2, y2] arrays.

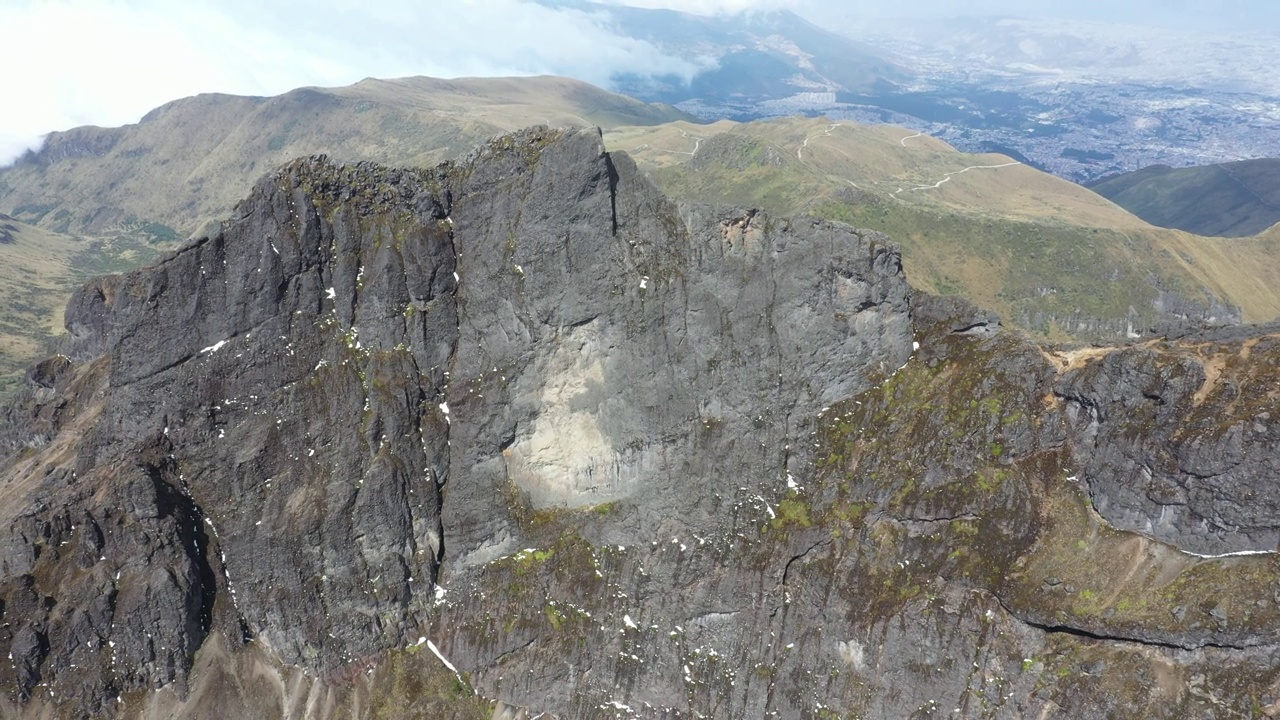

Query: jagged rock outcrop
[[1060, 333, 1280, 556], [2, 127, 1280, 719], [0, 214, 15, 244]]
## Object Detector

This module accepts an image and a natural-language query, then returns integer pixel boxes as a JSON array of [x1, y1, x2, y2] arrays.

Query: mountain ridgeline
[[3, 128, 1280, 718], [0, 76, 691, 239]]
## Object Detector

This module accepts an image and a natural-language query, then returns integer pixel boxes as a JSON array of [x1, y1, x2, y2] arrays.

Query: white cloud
[[0, 0, 307, 164], [601, 0, 797, 11]]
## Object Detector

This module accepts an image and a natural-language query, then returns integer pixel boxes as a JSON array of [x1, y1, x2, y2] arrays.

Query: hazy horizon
[[2, 0, 1277, 165]]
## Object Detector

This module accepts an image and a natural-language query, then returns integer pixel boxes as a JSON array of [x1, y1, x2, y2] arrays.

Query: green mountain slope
[[608, 117, 1280, 338], [0, 213, 174, 393], [0, 213, 75, 392], [0, 75, 690, 239], [1088, 158, 1280, 237]]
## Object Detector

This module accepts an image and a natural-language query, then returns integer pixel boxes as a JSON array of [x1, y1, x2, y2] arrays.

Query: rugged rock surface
[[2, 127, 1280, 718], [1060, 335, 1280, 556]]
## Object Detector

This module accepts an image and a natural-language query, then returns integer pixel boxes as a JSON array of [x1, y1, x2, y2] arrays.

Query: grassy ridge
[[608, 117, 1280, 336]]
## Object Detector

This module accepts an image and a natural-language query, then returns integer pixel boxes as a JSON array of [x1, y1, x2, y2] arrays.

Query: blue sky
[[1, 0, 1276, 165]]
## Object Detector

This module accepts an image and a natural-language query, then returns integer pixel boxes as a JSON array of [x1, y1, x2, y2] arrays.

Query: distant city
[[610, 9, 1280, 184], [677, 81, 1280, 184]]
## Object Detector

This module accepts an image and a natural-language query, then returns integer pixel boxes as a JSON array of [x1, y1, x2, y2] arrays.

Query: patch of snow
[[426, 639, 463, 680], [325, 287, 336, 300], [200, 340, 229, 354], [1183, 548, 1276, 559]]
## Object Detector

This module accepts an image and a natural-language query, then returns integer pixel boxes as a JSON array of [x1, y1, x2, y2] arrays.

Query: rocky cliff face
[[2, 128, 1280, 719]]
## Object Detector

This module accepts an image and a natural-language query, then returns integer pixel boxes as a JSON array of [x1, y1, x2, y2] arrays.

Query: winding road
[[798, 123, 844, 160], [890, 161, 1023, 197], [649, 129, 703, 158]]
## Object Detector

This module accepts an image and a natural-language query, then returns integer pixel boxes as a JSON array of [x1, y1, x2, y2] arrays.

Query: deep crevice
[[1018, 616, 1256, 651], [491, 636, 536, 666], [889, 513, 981, 525], [141, 447, 218, 649], [995, 594, 1264, 652], [781, 539, 832, 588], [603, 152, 620, 237], [951, 322, 997, 335], [428, 220, 462, 586]]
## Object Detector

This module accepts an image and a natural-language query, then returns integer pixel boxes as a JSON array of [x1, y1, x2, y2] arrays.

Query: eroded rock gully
[[1, 127, 1279, 719]]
